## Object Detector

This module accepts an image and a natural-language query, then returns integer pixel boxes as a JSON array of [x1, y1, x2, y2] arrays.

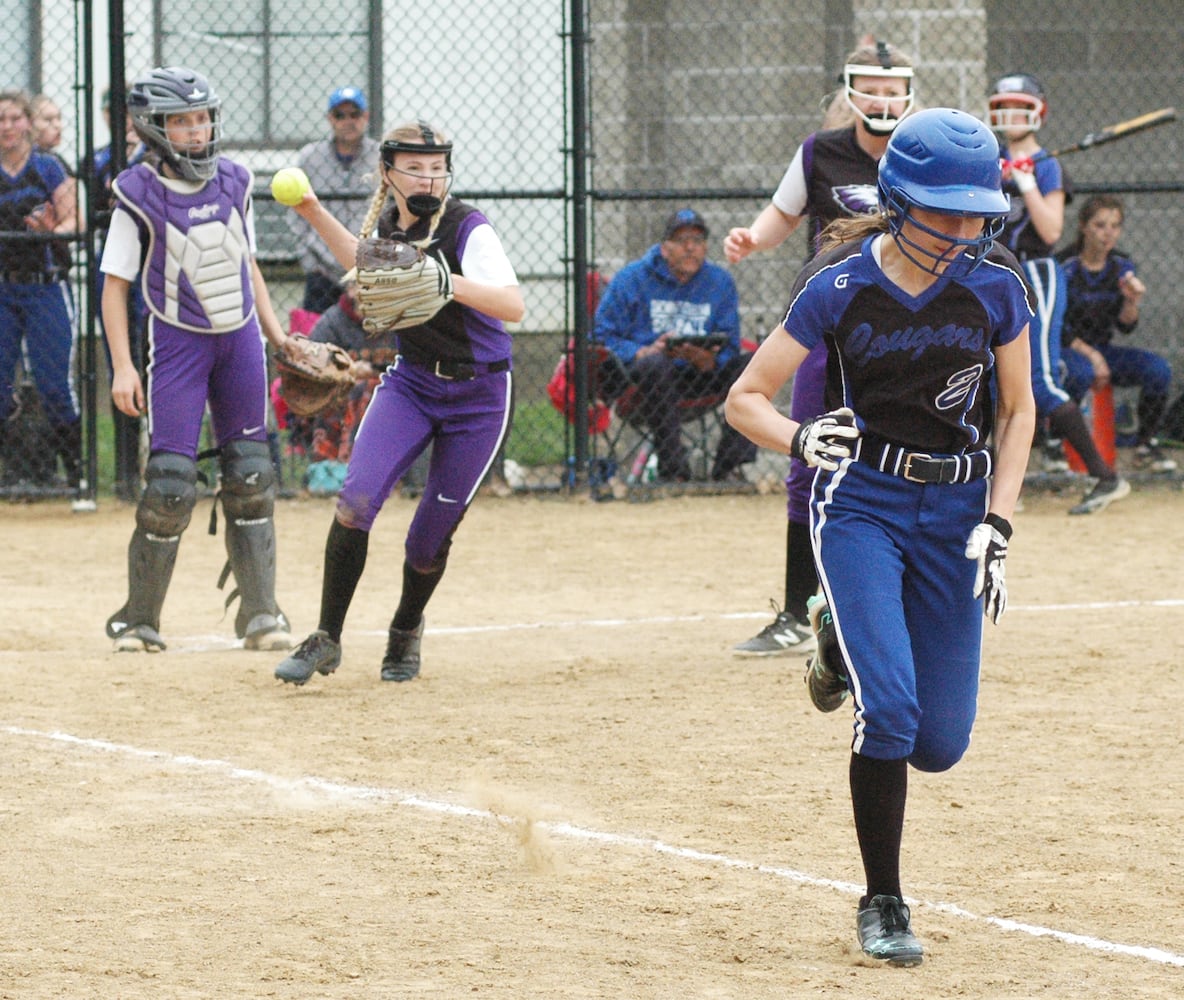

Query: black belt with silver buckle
[[410, 358, 511, 381], [2, 271, 57, 285], [857, 434, 993, 484]]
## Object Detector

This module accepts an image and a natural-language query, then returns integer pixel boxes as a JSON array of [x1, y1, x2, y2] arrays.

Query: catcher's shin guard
[[106, 526, 182, 640], [218, 440, 288, 640], [106, 452, 198, 640]]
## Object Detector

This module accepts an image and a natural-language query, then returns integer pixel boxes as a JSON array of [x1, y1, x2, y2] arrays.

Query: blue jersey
[[783, 235, 1033, 454], [1057, 249, 1137, 348], [998, 150, 1071, 262]]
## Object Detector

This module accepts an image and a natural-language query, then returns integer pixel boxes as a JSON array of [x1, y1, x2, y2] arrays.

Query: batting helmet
[[988, 73, 1048, 134], [129, 66, 223, 181], [877, 108, 1009, 277]]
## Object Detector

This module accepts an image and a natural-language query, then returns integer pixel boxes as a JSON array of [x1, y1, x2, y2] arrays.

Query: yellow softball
[[271, 167, 311, 207]]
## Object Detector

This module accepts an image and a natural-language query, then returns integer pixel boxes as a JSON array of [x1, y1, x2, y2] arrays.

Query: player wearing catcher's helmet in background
[[727, 109, 1035, 965], [990, 72, 1132, 514], [274, 119, 524, 686], [724, 41, 916, 657], [101, 66, 295, 653]]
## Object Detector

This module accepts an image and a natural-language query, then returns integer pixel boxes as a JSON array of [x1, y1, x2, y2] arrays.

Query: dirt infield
[[1, 485, 1181, 998]]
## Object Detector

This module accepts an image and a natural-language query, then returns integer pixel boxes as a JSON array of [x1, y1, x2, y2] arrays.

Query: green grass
[[86, 400, 570, 497], [506, 399, 568, 467]]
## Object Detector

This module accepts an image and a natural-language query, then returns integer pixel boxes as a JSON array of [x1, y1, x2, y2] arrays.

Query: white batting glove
[[1011, 164, 1037, 193], [965, 513, 1012, 624], [790, 407, 861, 471]]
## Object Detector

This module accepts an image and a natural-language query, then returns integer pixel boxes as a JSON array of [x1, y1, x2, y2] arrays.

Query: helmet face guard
[[988, 74, 1047, 134], [129, 66, 222, 181], [381, 120, 454, 217], [877, 108, 1010, 277], [844, 63, 915, 135]]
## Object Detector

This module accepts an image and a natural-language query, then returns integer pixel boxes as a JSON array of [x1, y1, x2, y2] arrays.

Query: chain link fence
[[6, 1, 1183, 502]]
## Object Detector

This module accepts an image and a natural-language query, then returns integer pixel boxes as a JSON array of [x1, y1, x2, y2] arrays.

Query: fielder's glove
[[354, 237, 453, 334], [274, 334, 355, 417], [790, 407, 861, 471], [965, 513, 1012, 624]]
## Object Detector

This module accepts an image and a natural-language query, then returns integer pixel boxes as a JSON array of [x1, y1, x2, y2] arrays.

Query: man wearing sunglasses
[[288, 86, 380, 312]]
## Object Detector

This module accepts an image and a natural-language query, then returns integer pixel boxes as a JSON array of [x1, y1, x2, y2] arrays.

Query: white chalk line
[[4, 724, 1181, 969], [163, 598, 1184, 652]]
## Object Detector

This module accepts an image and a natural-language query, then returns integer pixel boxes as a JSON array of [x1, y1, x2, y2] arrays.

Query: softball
[[271, 167, 311, 207]]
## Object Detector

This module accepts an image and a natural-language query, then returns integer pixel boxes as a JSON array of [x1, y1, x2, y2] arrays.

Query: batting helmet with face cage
[[988, 73, 1048, 134], [129, 66, 223, 181], [877, 108, 1010, 277]]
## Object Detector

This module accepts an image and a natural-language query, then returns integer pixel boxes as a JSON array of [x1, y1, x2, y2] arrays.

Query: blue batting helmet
[[877, 108, 1010, 276]]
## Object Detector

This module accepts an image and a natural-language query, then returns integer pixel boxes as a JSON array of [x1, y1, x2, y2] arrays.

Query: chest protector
[[113, 160, 255, 332]]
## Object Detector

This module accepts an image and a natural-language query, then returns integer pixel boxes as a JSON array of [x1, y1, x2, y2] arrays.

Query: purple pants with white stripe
[[336, 359, 512, 570]]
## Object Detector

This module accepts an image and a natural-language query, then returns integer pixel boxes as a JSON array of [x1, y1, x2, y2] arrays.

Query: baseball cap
[[663, 208, 708, 240], [328, 86, 367, 112]]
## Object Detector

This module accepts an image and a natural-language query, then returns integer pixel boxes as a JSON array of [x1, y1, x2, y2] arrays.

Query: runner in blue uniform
[[726, 108, 1035, 966], [275, 120, 524, 686]]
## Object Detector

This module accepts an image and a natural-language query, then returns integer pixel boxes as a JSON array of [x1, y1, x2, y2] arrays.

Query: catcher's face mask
[[382, 121, 454, 217]]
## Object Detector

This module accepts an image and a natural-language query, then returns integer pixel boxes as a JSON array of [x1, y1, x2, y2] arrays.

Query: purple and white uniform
[[339, 198, 516, 571], [102, 159, 269, 457], [771, 126, 883, 524]]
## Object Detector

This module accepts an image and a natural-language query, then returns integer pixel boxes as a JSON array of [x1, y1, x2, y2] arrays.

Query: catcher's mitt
[[354, 237, 453, 334], [275, 335, 355, 417]]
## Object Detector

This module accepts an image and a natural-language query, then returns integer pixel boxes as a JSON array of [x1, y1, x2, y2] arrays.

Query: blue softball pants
[[810, 459, 988, 771]]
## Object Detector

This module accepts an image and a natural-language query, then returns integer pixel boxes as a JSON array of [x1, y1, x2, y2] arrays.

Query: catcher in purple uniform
[[724, 40, 917, 658], [274, 119, 524, 685], [101, 67, 295, 653]]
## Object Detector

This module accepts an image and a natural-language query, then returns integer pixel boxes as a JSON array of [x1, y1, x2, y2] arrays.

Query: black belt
[[407, 358, 511, 381], [856, 434, 993, 484], [2, 271, 57, 285]]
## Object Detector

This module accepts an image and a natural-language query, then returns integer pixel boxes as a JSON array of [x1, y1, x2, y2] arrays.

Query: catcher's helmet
[[381, 120, 454, 217], [129, 66, 222, 181], [877, 108, 1009, 277], [843, 41, 915, 136], [988, 73, 1047, 134]]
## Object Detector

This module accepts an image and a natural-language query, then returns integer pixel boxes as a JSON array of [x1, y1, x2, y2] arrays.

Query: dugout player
[[726, 109, 1035, 965], [723, 40, 916, 657], [274, 120, 524, 686], [101, 66, 295, 653], [990, 72, 1131, 514], [1057, 194, 1175, 467], [0, 88, 82, 489]]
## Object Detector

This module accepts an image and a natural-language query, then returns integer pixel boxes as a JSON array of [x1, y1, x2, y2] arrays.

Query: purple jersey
[[377, 199, 513, 367], [111, 160, 256, 332]]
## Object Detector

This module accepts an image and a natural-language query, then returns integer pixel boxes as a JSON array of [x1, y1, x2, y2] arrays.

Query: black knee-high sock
[[850, 752, 908, 905], [391, 560, 445, 631], [1048, 401, 1114, 480], [784, 519, 818, 622], [318, 519, 369, 642]]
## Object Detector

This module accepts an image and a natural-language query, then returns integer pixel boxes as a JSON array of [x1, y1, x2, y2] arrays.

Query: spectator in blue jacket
[[592, 208, 754, 481]]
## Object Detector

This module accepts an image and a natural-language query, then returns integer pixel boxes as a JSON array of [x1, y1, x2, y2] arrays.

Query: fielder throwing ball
[[274, 119, 524, 686], [726, 108, 1035, 966], [102, 67, 294, 653]]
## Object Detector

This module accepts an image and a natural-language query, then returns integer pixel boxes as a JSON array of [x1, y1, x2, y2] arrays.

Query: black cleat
[[274, 630, 341, 686], [381, 618, 424, 682], [857, 895, 923, 967], [804, 595, 848, 712]]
